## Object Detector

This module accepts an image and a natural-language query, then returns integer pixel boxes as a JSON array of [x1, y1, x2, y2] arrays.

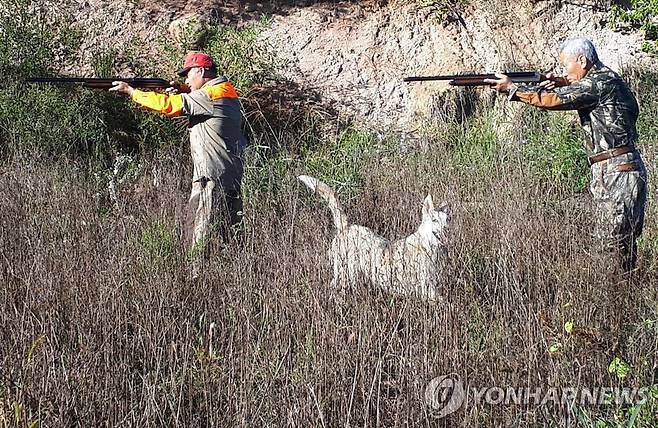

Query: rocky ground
[[259, 0, 648, 128], [68, 0, 652, 128]]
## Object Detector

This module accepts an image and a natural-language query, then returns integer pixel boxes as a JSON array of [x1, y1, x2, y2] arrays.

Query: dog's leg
[[330, 258, 340, 289], [330, 239, 349, 298]]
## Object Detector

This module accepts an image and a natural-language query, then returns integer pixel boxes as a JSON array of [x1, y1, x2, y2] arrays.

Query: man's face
[[185, 67, 205, 90], [559, 52, 590, 83]]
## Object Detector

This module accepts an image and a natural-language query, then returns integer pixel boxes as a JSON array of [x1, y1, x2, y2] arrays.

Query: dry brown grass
[[1, 132, 656, 426]]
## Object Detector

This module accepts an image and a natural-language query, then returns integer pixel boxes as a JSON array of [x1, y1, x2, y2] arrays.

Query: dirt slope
[[259, 0, 649, 127], [68, 0, 652, 128]]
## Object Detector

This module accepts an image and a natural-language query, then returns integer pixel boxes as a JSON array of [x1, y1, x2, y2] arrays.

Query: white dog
[[298, 175, 448, 300]]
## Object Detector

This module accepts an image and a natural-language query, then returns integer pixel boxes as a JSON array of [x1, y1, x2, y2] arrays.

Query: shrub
[[610, 0, 658, 54], [519, 108, 590, 194], [0, 0, 80, 78]]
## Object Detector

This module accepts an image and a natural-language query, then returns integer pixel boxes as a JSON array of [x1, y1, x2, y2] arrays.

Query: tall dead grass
[[1, 124, 656, 426]]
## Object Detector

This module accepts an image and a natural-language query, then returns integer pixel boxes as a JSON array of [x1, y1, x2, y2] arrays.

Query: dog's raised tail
[[298, 175, 348, 231]]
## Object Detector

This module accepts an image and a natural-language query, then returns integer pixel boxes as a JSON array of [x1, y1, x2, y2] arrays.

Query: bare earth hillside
[[67, 0, 652, 128], [259, 0, 649, 127]]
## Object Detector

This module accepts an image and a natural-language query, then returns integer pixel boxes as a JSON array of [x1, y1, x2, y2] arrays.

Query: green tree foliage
[[203, 18, 283, 92], [610, 0, 658, 54], [0, 0, 80, 77], [0, 0, 184, 165]]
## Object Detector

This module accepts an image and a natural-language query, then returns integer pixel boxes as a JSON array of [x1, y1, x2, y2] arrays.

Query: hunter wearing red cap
[[176, 51, 215, 76], [110, 51, 247, 276]]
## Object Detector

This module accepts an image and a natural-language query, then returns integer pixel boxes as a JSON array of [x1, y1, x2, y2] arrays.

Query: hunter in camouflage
[[486, 37, 647, 273]]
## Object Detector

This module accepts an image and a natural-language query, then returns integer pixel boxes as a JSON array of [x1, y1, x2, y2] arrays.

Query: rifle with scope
[[403, 71, 544, 86], [26, 77, 173, 90]]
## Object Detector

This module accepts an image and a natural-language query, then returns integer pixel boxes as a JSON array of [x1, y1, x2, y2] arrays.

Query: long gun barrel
[[403, 71, 543, 86], [26, 77, 171, 90]]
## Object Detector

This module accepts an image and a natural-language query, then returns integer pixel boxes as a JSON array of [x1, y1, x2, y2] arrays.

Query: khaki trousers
[[183, 177, 243, 255]]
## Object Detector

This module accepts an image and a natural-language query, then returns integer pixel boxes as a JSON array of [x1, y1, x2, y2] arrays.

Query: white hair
[[560, 37, 599, 63]]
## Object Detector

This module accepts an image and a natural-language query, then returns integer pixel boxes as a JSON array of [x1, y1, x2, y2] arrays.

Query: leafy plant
[[0, 0, 188, 168], [301, 127, 379, 202], [549, 342, 563, 354], [610, 0, 658, 54], [608, 357, 631, 380], [564, 320, 574, 334], [161, 16, 283, 92], [0, 0, 81, 77], [133, 221, 179, 274], [417, 0, 469, 21], [520, 109, 589, 194]]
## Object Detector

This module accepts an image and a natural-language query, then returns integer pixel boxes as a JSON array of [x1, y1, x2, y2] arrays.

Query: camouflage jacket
[[509, 62, 639, 155]]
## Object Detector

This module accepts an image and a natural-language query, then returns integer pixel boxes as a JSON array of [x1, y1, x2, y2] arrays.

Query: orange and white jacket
[[131, 77, 247, 189]]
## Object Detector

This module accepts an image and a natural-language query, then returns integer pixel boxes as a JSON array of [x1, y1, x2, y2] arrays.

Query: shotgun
[[403, 71, 543, 86], [26, 77, 172, 90]]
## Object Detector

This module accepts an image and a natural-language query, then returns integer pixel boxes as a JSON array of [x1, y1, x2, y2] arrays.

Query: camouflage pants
[[590, 151, 647, 272], [183, 177, 243, 255]]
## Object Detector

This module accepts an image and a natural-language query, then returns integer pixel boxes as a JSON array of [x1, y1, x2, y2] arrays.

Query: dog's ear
[[422, 194, 434, 218]]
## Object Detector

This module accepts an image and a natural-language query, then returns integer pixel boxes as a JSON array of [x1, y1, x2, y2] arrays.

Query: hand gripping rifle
[[26, 77, 172, 90], [403, 71, 543, 86]]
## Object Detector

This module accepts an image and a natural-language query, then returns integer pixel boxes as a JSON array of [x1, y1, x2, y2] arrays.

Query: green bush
[[302, 128, 386, 203], [160, 17, 283, 93], [410, 103, 589, 195], [203, 18, 283, 92], [610, 0, 658, 54], [520, 109, 590, 194], [417, 0, 470, 21], [242, 125, 379, 207], [449, 113, 501, 176], [631, 69, 658, 142], [133, 221, 180, 274], [0, 0, 185, 166], [0, 0, 80, 77]]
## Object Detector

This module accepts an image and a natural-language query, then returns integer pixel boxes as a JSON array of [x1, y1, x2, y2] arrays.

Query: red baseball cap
[[176, 51, 216, 76]]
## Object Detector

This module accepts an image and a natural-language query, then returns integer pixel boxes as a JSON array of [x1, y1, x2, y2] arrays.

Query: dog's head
[[420, 195, 449, 243]]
